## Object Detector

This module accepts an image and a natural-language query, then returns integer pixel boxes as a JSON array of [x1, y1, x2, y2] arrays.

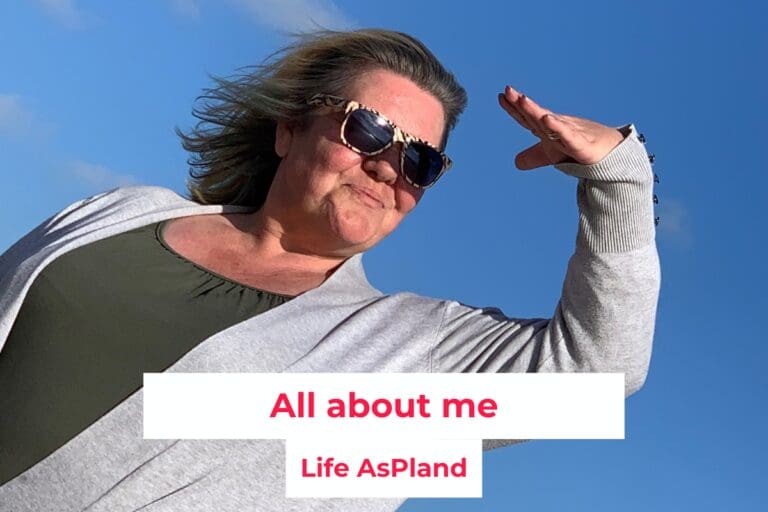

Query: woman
[[0, 29, 659, 511]]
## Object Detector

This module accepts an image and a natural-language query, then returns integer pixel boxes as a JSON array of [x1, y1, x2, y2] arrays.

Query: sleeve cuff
[[554, 124, 657, 253]]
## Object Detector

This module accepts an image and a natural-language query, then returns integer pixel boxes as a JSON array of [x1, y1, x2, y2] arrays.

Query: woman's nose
[[361, 145, 400, 185]]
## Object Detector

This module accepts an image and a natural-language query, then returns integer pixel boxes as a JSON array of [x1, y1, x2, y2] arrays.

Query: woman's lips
[[348, 184, 385, 209]]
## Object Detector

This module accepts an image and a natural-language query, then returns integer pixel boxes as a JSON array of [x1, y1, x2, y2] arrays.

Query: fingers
[[541, 113, 579, 151], [515, 142, 549, 170], [497, 92, 534, 132], [501, 87, 565, 169], [544, 115, 590, 158], [502, 86, 541, 135], [500, 86, 556, 139], [501, 86, 596, 169], [517, 93, 554, 138]]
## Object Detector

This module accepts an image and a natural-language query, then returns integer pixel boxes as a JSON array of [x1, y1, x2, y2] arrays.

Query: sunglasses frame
[[306, 94, 452, 189]]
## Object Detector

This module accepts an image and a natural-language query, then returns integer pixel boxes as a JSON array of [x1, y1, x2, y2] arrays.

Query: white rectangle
[[285, 438, 482, 498], [143, 373, 624, 440]]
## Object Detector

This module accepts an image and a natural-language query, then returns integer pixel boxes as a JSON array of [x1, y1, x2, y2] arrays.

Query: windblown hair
[[177, 28, 467, 208]]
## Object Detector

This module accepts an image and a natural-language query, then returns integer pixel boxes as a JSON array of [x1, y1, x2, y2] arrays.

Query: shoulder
[[39, 186, 205, 236], [372, 291, 449, 321], [75, 185, 195, 213], [1, 186, 213, 268]]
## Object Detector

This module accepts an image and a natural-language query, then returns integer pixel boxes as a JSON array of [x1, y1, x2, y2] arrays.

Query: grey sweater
[[0, 126, 660, 511]]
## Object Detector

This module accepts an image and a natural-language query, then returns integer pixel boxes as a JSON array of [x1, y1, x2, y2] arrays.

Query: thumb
[[515, 143, 550, 170]]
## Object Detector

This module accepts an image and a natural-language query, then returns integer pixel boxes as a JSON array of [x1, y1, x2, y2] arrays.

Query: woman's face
[[265, 69, 447, 257]]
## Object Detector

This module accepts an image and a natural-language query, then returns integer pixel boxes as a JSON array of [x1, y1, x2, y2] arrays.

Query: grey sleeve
[[433, 125, 661, 397]]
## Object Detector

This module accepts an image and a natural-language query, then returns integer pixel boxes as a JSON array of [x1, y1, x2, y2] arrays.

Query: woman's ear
[[274, 120, 293, 158]]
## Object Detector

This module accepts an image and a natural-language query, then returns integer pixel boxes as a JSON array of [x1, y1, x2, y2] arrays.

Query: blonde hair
[[178, 29, 467, 207]]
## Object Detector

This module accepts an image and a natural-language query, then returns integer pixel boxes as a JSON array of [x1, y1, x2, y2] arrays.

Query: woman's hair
[[178, 28, 467, 207]]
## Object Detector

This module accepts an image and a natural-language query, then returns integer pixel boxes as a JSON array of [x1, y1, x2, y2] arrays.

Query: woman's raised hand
[[498, 85, 625, 170]]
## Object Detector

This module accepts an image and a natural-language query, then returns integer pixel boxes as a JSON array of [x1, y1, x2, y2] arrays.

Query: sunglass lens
[[344, 109, 394, 154], [403, 143, 444, 187]]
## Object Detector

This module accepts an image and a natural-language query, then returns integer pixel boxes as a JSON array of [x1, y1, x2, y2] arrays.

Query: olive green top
[[0, 220, 292, 485]]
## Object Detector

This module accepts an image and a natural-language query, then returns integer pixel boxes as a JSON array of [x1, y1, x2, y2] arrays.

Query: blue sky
[[1, 0, 766, 510]]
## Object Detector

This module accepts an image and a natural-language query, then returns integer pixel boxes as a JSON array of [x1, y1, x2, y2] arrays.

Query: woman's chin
[[317, 200, 396, 254], [327, 216, 384, 253], [334, 227, 379, 252]]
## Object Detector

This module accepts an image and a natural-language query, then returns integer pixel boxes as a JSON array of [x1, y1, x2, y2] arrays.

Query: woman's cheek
[[395, 183, 424, 214]]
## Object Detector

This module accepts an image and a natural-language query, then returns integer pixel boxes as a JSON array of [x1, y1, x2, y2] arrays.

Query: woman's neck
[[224, 211, 348, 278], [162, 212, 347, 296]]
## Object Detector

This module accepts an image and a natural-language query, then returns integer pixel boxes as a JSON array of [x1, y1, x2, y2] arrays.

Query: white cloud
[[35, 0, 91, 29], [232, 0, 353, 32], [171, 0, 201, 18], [656, 198, 693, 248], [0, 94, 51, 140], [69, 160, 138, 190], [0, 95, 35, 136]]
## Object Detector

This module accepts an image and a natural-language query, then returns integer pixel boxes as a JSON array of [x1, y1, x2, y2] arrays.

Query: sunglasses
[[306, 94, 452, 189]]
